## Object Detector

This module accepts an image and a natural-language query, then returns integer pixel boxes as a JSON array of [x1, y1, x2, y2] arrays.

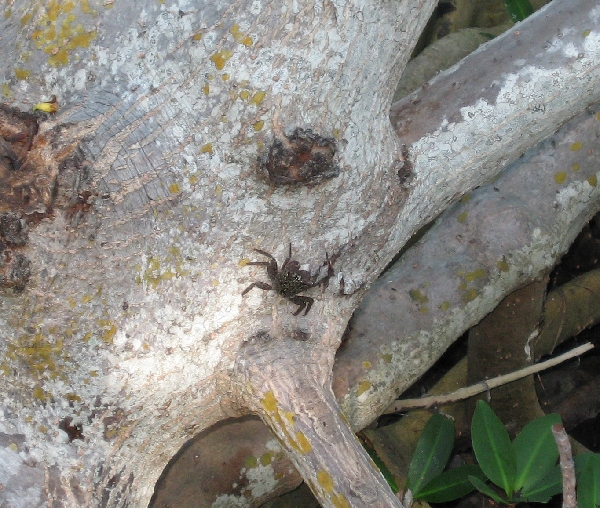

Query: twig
[[385, 342, 594, 413], [552, 423, 576, 508]]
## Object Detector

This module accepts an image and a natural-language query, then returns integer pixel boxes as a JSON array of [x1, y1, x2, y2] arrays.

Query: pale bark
[[165, 73, 600, 508], [335, 100, 600, 429], [0, 0, 599, 506]]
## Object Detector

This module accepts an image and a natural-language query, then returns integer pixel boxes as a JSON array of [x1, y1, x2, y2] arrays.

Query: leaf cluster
[[400, 401, 600, 507]]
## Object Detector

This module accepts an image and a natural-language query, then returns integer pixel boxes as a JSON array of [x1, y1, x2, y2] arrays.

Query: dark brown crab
[[242, 243, 334, 315]]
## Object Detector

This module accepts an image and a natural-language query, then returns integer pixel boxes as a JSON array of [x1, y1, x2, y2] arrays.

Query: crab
[[242, 243, 334, 315]]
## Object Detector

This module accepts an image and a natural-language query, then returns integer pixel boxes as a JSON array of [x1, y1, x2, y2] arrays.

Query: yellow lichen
[[362, 361, 371, 369], [332, 493, 350, 508], [100, 321, 117, 344], [2, 333, 67, 385], [201, 143, 213, 154], [29, 0, 97, 66], [572, 163, 580, 172], [2, 83, 12, 97], [261, 391, 278, 412], [245, 455, 258, 468], [464, 268, 486, 282], [260, 451, 274, 465], [20, 12, 33, 26], [253, 120, 264, 131], [294, 431, 312, 454], [14, 68, 30, 80], [588, 175, 597, 187], [554, 172, 567, 184], [317, 470, 334, 493], [462, 288, 479, 302], [409, 289, 428, 304], [81, 0, 97, 16], [439, 300, 451, 311], [380, 353, 393, 363], [161, 271, 175, 281], [457, 211, 468, 223], [284, 411, 295, 425], [250, 91, 266, 106], [229, 24, 253, 47], [169, 183, 180, 194], [33, 386, 47, 401], [497, 258, 510, 272], [356, 380, 371, 396], [210, 49, 232, 70], [570, 141, 583, 151]]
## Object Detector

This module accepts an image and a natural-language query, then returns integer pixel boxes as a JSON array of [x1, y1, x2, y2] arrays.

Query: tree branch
[[335, 100, 600, 428], [552, 423, 577, 508], [233, 336, 403, 507], [385, 343, 594, 412]]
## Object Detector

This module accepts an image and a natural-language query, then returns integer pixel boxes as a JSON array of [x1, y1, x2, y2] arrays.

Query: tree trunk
[[0, 0, 599, 506]]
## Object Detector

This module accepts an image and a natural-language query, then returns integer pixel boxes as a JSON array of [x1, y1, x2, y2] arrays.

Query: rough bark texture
[[233, 337, 402, 507], [0, 0, 599, 506], [334, 101, 600, 430]]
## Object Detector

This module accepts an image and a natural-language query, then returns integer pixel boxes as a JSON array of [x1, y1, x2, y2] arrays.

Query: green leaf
[[469, 475, 510, 505], [577, 453, 600, 508], [504, 0, 534, 22], [577, 453, 599, 470], [407, 413, 454, 494], [513, 413, 561, 492], [416, 464, 486, 503], [360, 438, 399, 493], [520, 465, 563, 503], [471, 400, 516, 497]]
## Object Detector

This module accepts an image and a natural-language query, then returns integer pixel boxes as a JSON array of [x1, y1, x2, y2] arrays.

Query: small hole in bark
[[58, 417, 84, 442]]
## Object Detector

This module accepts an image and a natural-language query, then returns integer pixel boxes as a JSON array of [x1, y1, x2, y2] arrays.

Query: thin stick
[[385, 342, 594, 413], [552, 423, 576, 508]]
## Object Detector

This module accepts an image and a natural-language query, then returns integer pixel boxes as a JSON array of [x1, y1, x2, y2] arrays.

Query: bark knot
[[260, 128, 339, 186]]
